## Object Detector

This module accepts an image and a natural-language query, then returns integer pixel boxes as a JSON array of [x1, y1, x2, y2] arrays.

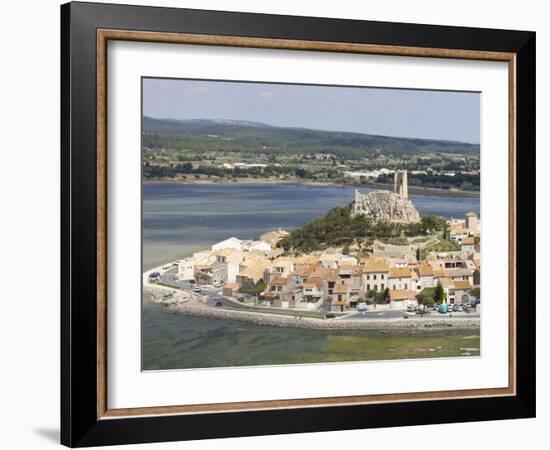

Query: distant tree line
[[376, 172, 479, 191], [142, 161, 340, 180]]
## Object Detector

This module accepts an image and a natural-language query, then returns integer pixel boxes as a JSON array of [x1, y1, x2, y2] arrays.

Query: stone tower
[[394, 170, 408, 199]]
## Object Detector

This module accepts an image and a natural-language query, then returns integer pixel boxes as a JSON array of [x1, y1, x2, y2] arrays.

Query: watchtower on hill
[[394, 170, 409, 199]]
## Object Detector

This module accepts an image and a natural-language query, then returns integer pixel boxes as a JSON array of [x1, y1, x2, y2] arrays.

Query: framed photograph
[[61, 2, 536, 447]]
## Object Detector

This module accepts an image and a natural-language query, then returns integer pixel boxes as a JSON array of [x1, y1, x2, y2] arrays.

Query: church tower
[[394, 170, 408, 199]]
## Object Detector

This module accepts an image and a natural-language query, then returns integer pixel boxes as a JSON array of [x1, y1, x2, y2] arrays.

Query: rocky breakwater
[[163, 298, 480, 331]]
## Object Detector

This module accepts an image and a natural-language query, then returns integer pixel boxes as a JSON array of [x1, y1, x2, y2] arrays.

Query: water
[[142, 183, 480, 370], [143, 183, 480, 270], [143, 301, 479, 370]]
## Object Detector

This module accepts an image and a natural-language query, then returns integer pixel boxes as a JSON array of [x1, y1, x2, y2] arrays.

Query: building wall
[[177, 259, 195, 281], [388, 277, 412, 290], [362, 272, 388, 292]]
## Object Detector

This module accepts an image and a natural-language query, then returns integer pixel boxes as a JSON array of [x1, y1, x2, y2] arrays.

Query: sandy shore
[[163, 298, 480, 331], [143, 178, 479, 198]]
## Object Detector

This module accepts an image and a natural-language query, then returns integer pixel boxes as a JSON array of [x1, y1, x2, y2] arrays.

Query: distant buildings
[[343, 168, 393, 179]]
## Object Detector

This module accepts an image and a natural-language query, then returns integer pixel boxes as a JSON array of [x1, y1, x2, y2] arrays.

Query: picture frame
[[61, 1, 535, 447]]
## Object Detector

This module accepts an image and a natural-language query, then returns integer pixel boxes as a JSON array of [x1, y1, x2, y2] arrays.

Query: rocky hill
[[351, 190, 421, 223]]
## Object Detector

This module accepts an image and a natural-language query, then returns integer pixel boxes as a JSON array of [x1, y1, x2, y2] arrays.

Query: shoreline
[[143, 178, 480, 199], [163, 299, 480, 331]]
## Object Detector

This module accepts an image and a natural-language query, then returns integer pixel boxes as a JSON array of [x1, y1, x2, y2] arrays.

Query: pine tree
[[435, 281, 445, 303]]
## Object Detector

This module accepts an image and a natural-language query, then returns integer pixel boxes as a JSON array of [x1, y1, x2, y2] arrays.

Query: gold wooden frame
[[96, 29, 516, 420]]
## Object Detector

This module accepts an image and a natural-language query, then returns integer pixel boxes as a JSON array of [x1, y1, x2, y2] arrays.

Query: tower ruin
[[394, 170, 408, 199]]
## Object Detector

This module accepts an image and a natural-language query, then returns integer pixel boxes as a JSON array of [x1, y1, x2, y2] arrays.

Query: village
[[147, 171, 481, 322]]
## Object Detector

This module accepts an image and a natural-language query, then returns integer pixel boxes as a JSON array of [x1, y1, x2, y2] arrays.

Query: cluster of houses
[[177, 213, 481, 313], [448, 211, 480, 245]]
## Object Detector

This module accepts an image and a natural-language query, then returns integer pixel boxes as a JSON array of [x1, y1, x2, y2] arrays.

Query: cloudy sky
[[143, 77, 480, 144]]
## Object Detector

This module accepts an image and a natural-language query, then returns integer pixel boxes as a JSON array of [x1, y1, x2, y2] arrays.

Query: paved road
[[347, 309, 480, 320]]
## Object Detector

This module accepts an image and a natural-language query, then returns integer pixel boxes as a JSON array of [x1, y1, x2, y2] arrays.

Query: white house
[[178, 251, 213, 281], [416, 263, 435, 291], [177, 258, 195, 281], [388, 267, 413, 291], [360, 257, 389, 293], [244, 240, 272, 254], [389, 289, 418, 310], [461, 236, 476, 253], [211, 237, 243, 252], [212, 248, 244, 285], [465, 212, 479, 235], [303, 277, 325, 302], [269, 257, 295, 279]]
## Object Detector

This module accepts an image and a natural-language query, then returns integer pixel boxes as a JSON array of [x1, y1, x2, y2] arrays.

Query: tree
[[435, 281, 445, 303], [442, 223, 450, 240], [416, 292, 435, 316], [469, 287, 480, 299], [366, 289, 377, 299], [422, 296, 435, 307], [383, 287, 390, 304], [255, 279, 266, 294], [416, 247, 421, 260]]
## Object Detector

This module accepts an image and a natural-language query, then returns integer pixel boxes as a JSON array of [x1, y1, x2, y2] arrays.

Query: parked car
[[213, 282, 222, 288], [215, 301, 223, 307], [188, 279, 196, 285], [148, 272, 161, 282], [193, 287, 202, 293], [452, 304, 460, 312]]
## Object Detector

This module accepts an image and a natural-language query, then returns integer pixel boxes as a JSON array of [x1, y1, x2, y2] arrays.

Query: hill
[[142, 116, 479, 160], [278, 205, 448, 253]]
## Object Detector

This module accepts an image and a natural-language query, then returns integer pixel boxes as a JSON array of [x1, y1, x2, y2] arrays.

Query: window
[[366, 274, 370, 280], [367, 284, 370, 291], [373, 274, 377, 280], [381, 283, 384, 290], [405, 283, 408, 290], [381, 274, 385, 279]]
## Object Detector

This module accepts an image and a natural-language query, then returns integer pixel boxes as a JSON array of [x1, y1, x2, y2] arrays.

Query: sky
[[143, 78, 480, 144]]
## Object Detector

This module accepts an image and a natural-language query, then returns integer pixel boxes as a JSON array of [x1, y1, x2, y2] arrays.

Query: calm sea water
[[142, 183, 480, 370], [143, 183, 480, 270]]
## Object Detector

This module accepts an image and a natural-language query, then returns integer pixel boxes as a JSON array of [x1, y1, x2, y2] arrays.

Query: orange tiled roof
[[388, 268, 412, 278], [418, 263, 434, 276], [453, 280, 472, 290], [361, 257, 390, 273], [270, 276, 288, 286], [389, 289, 417, 301], [332, 284, 349, 294]]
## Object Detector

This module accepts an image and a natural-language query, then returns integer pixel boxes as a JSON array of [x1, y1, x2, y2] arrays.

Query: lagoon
[[143, 183, 480, 270], [142, 183, 480, 370]]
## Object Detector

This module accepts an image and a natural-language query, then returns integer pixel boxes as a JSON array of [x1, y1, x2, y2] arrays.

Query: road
[[347, 310, 480, 320]]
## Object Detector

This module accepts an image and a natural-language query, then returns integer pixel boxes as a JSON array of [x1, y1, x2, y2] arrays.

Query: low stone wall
[[164, 299, 480, 331]]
